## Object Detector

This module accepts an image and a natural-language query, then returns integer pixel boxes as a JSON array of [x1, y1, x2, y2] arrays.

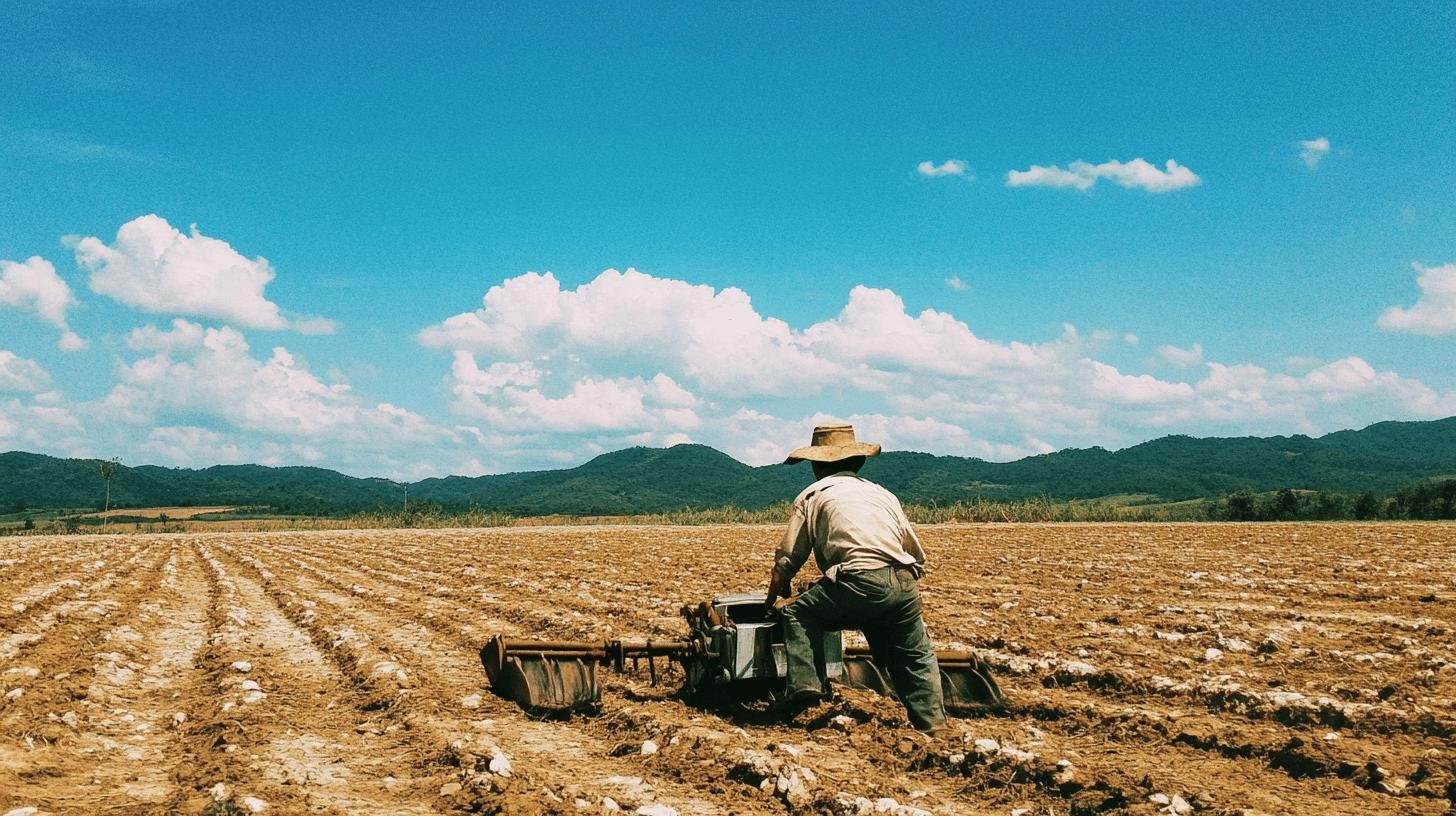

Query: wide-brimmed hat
[[784, 424, 882, 464]]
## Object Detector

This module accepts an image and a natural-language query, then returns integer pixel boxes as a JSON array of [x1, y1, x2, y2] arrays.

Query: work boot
[[771, 686, 825, 718]]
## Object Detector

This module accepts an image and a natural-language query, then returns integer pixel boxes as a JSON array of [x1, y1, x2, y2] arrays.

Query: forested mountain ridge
[[3, 417, 1454, 515]]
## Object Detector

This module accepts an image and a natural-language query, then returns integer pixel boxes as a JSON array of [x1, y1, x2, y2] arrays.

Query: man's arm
[[766, 504, 811, 608]]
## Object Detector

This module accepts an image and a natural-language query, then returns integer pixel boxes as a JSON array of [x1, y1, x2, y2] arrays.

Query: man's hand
[[765, 574, 786, 614]]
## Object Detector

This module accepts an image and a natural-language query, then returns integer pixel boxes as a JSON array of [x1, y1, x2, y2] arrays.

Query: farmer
[[764, 424, 947, 732]]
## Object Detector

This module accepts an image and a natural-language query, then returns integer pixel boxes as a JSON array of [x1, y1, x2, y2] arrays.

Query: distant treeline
[[1207, 479, 1456, 522]]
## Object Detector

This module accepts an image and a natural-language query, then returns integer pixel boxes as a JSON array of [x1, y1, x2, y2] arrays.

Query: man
[[765, 424, 947, 732]]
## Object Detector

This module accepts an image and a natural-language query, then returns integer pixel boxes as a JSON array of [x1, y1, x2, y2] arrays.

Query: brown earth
[[0, 523, 1453, 815]]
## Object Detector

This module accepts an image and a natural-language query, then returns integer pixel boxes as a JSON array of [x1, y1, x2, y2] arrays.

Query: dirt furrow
[[0, 540, 171, 812], [215, 540, 748, 815], [165, 541, 442, 815]]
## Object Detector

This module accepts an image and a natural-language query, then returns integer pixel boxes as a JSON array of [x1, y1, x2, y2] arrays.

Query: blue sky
[[2, 2, 1453, 478]]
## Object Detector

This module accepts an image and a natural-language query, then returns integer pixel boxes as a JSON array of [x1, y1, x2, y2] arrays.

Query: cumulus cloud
[[1158, 342, 1204, 368], [1300, 137, 1331, 170], [1378, 262, 1456, 336], [0, 256, 86, 350], [1006, 158, 1201, 193], [0, 350, 52, 393], [916, 159, 969, 178], [91, 319, 460, 477], [419, 269, 1456, 469], [71, 215, 335, 333], [419, 269, 838, 397], [0, 395, 84, 453]]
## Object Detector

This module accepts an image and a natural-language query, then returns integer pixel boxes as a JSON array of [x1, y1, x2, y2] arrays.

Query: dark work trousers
[[780, 564, 947, 731]]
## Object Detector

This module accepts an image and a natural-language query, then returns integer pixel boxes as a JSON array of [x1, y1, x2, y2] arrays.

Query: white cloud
[[96, 319, 459, 477], [1006, 158, 1201, 193], [0, 256, 86, 350], [139, 426, 250, 466], [449, 350, 700, 434], [916, 159, 969, 178], [1300, 137, 1330, 170], [71, 215, 335, 334], [1378, 262, 1456, 336], [1124, 333, 1140, 345], [0, 350, 52, 393], [420, 268, 1456, 470], [1158, 342, 1204, 368], [0, 396, 84, 453], [419, 269, 838, 397], [945, 276, 968, 291]]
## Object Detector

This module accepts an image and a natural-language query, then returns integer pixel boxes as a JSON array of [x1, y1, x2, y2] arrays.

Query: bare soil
[[1, 523, 1452, 815]]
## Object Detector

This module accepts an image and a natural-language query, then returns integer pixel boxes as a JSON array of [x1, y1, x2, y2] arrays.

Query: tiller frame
[[479, 593, 1005, 714]]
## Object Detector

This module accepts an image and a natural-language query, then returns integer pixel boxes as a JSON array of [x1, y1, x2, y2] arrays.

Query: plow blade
[[843, 648, 1007, 711], [480, 637, 606, 713]]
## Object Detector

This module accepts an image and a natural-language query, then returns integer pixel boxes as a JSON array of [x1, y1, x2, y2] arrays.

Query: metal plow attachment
[[841, 647, 1007, 712], [479, 638, 605, 713], [480, 636, 690, 713]]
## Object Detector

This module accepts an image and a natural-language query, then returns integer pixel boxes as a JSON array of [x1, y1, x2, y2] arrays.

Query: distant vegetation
[[1207, 480, 1456, 522], [3, 416, 1456, 533]]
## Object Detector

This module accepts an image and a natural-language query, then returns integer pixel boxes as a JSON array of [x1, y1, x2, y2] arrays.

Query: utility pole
[[98, 458, 120, 530]]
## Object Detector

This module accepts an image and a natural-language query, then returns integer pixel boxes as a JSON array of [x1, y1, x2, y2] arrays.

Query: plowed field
[[1, 523, 1453, 815]]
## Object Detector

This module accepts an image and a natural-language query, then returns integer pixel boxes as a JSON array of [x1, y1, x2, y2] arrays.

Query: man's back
[[787, 473, 926, 580]]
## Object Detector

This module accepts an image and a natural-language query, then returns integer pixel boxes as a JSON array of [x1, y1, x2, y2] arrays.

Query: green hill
[[3, 417, 1455, 515]]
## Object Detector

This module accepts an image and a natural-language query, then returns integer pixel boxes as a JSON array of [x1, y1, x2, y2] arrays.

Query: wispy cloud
[[945, 276, 968, 291], [1006, 158, 1201, 193], [916, 159, 970, 178], [3, 129, 151, 164], [1299, 137, 1331, 170]]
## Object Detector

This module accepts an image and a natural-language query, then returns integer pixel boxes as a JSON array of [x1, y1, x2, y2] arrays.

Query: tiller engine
[[480, 593, 1005, 714]]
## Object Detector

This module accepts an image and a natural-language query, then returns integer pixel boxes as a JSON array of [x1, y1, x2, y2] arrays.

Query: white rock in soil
[[1203, 648, 1224, 662], [640, 739, 659, 755], [240, 796, 268, 813], [5, 688, 23, 700], [636, 806, 677, 816], [239, 680, 261, 691], [61, 711, 78, 727], [242, 690, 267, 704], [1148, 793, 1171, 806], [1323, 732, 1339, 741], [1011, 810, 1031, 816], [211, 782, 231, 801], [439, 782, 462, 796], [1053, 759, 1076, 785], [602, 797, 621, 812], [461, 694, 482, 709], [231, 661, 252, 672], [488, 749, 512, 776], [1168, 794, 1192, 815], [171, 712, 186, 727], [971, 738, 1000, 755], [574, 799, 591, 810], [3, 808, 39, 816]]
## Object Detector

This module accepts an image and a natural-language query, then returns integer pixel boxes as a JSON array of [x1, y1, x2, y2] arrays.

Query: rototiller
[[480, 593, 1005, 713]]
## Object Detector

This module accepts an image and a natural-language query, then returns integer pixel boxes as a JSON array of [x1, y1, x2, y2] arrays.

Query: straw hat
[[783, 423, 882, 464]]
